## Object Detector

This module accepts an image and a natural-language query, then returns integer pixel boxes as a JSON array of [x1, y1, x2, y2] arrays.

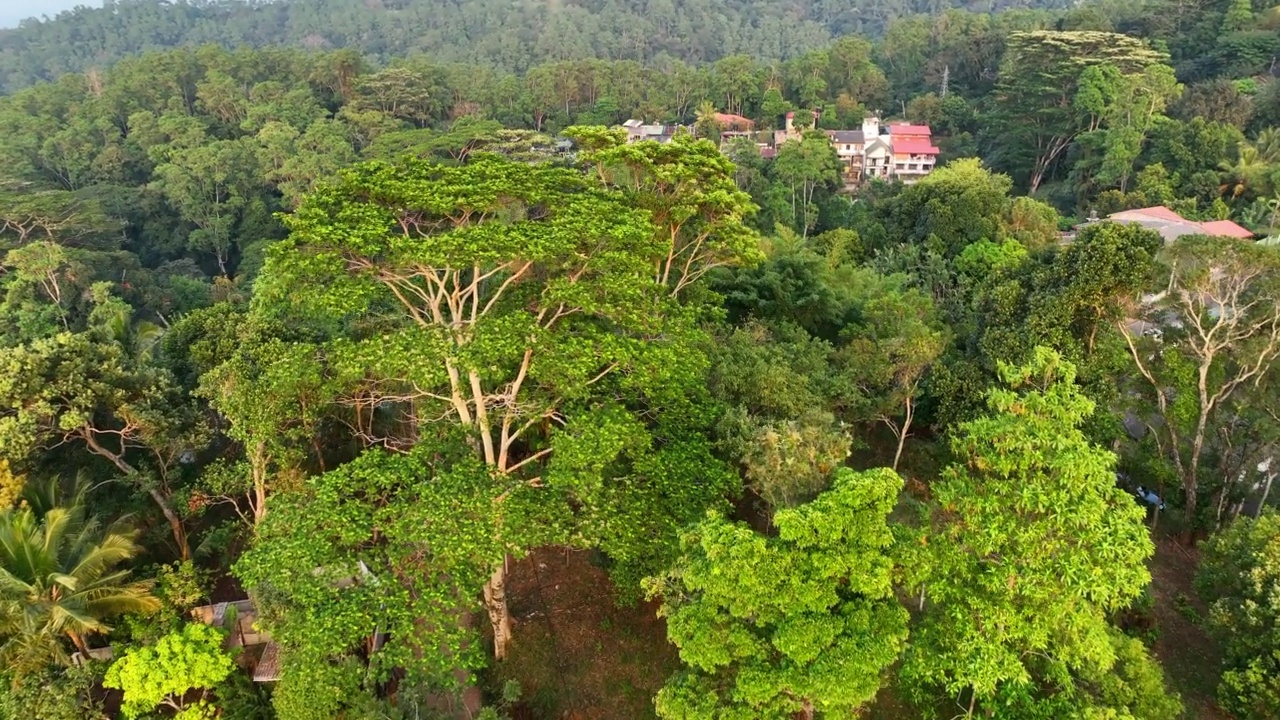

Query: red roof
[[888, 123, 932, 137], [1200, 219, 1255, 238], [892, 137, 940, 155]]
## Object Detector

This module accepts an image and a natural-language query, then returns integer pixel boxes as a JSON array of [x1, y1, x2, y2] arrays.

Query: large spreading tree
[[986, 31, 1177, 193], [1118, 236, 1280, 538], [236, 141, 756, 693]]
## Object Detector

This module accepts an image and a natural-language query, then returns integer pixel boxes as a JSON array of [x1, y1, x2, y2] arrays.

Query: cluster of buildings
[[620, 111, 941, 187]]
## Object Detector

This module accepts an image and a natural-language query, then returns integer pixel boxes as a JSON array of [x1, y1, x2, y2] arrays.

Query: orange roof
[[1200, 219, 1255, 238], [892, 137, 940, 155], [1115, 206, 1185, 222], [712, 113, 754, 129]]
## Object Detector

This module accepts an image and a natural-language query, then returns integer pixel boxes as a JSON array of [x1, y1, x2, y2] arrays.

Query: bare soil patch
[[486, 548, 679, 720], [1148, 535, 1230, 720]]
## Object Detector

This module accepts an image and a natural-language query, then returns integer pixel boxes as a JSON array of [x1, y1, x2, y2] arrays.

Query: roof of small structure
[[1108, 207, 1253, 241]]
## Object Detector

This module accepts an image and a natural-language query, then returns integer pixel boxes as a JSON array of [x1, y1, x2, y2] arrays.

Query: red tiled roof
[[888, 123, 932, 136], [891, 137, 940, 155], [1200, 219, 1255, 238]]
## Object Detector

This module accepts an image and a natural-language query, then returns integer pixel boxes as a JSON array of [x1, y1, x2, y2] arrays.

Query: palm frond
[[0, 499, 156, 658]]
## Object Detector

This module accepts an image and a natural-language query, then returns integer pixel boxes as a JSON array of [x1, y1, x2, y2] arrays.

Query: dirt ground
[[1147, 535, 1231, 720], [487, 548, 679, 720]]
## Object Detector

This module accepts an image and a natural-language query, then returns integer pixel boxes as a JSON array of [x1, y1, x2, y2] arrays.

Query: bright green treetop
[[645, 466, 908, 719], [103, 623, 235, 720], [901, 347, 1154, 714], [234, 444, 545, 719]]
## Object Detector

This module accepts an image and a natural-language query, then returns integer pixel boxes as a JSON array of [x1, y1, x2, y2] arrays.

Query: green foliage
[[1196, 511, 1280, 719], [646, 467, 908, 719], [1088, 630, 1184, 720], [0, 662, 105, 720], [0, 9, 1266, 718], [235, 446, 511, 705], [0, 501, 159, 673], [103, 623, 235, 719], [983, 627, 1183, 719], [881, 158, 1014, 257], [902, 348, 1155, 712]]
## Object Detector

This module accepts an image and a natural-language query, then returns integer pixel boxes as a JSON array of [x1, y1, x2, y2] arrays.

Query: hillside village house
[[793, 115, 940, 185], [618, 111, 941, 186], [621, 119, 681, 144], [1104, 206, 1254, 242]]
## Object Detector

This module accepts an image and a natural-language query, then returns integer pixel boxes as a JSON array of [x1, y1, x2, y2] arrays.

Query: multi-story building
[[885, 122, 940, 183], [820, 117, 939, 186]]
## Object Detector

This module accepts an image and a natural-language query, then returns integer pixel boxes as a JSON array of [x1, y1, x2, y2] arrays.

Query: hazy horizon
[[0, 0, 105, 28]]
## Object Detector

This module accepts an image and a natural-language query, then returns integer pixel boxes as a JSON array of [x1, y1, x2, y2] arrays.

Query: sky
[[0, 0, 103, 28]]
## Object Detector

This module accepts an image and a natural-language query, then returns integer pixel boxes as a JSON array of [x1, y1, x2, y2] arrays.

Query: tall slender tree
[[902, 348, 1155, 717]]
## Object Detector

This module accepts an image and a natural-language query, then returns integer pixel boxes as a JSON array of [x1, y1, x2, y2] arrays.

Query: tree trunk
[[1029, 163, 1046, 195], [1257, 472, 1276, 518], [151, 487, 191, 560], [892, 396, 913, 472], [1214, 478, 1231, 532], [67, 630, 89, 656], [1180, 483, 1198, 545], [484, 560, 513, 661], [251, 441, 268, 525], [1183, 365, 1215, 544]]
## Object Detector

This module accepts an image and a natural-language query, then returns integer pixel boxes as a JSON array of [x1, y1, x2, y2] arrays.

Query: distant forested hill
[[0, 0, 1078, 93]]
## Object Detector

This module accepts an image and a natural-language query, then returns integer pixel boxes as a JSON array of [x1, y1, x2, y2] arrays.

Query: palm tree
[[1219, 143, 1271, 199], [0, 501, 159, 672], [87, 291, 166, 364], [1256, 127, 1280, 163], [693, 99, 722, 139]]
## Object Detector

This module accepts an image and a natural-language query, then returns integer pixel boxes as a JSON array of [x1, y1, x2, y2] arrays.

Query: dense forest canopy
[[0, 0, 1088, 92], [0, 0, 1279, 719]]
